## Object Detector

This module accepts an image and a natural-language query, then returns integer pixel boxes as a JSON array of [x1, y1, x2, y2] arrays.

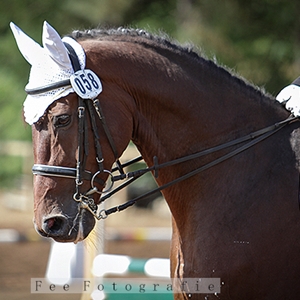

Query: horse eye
[[53, 114, 71, 128]]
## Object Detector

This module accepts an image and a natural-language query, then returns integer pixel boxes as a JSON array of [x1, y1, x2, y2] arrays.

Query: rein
[[27, 42, 300, 221], [99, 114, 299, 218]]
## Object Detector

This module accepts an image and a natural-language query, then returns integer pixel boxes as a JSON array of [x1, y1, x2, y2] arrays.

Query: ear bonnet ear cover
[[10, 21, 86, 125]]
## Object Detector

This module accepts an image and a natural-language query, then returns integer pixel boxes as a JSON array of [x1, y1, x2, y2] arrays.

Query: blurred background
[[1, 0, 300, 299]]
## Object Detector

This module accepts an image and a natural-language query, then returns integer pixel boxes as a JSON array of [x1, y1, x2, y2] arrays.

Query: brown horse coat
[[19, 28, 300, 299]]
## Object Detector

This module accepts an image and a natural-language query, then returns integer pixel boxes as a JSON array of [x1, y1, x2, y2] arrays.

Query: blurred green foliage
[[1, 0, 300, 187], [0, 155, 23, 188]]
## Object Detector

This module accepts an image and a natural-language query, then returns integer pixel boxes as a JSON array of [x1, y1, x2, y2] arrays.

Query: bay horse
[[11, 22, 300, 299]]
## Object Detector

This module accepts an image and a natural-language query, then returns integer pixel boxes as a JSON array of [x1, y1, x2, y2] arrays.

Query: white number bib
[[70, 69, 102, 99]]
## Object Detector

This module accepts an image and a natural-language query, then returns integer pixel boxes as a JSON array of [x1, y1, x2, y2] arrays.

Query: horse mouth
[[34, 210, 94, 243]]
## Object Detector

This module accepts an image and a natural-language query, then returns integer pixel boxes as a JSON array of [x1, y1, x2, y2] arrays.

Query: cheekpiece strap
[[63, 41, 81, 72]]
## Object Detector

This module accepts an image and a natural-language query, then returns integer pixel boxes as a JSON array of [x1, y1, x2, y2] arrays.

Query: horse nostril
[[42, 215, 68, 236], [47, 217, 62, 230]]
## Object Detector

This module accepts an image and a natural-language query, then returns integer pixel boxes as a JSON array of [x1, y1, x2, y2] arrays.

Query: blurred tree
[[1, 0, 300, 187], [188, 0, 300, 94], [2, 0, 300, 132]]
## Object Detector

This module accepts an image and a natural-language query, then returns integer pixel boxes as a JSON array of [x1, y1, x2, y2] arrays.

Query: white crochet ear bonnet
[[10, 21, 86, 125]]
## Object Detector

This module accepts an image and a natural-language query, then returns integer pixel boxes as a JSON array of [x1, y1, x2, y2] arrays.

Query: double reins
[[98, 114, 299, 218], [27, 41, 300, 220]]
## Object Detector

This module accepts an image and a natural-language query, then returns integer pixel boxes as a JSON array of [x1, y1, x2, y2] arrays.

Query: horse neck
[[85, 40, 300, 275], [123, 50, 289, 176], [84, 39, 289, 185]]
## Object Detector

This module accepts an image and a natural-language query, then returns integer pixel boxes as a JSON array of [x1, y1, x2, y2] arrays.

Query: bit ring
[[91, 170, 114, 194]]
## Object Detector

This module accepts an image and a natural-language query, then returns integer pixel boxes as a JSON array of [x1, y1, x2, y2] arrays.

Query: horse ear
[[10, 22, 43, 66], [42, 21, 71, 69]]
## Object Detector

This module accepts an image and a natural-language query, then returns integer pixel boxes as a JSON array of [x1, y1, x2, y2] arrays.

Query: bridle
[[28, 41, 131, 219], [27, 41, 300, 220]]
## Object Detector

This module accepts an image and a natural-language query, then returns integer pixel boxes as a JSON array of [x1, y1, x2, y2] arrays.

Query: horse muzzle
[[34, 211, 95, 243]]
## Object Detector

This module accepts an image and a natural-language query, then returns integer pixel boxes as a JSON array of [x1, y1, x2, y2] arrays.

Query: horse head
[[11, 22, 133, 242]]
